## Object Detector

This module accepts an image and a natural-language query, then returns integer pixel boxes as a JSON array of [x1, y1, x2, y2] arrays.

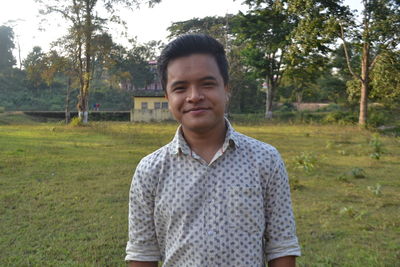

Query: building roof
[[133, 90, 165, 97]]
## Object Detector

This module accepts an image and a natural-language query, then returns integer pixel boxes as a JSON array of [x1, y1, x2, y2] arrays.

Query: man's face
[[165, 53, 228, 134]]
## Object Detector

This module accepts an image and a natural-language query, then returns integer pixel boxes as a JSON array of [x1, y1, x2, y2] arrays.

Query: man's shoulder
[[234, 131, 279, 155], [137, 142, 172, 172]]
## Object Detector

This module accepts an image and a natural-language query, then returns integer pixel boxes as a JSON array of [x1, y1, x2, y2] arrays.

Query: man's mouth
[[184, 107, 210, 113]]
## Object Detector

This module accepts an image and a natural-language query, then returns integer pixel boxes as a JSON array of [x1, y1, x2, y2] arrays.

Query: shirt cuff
[[125, 241, 162, 262], [266, 237, 301, 262]]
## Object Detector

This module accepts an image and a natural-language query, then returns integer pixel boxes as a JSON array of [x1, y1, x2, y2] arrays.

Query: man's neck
[[181, 121, 227, 164]]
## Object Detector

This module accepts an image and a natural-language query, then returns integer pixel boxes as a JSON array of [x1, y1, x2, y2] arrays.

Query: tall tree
[[235, 0, 349, 118], [24, 46, 47, 91], [36, 0, 161, 123], [0, 25, 16, 72], [110, 39, 161, 91], [339, 0, 400, 125], [370, 50, 400, 108]]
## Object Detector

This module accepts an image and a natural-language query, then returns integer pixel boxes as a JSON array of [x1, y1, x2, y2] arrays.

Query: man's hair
[[157, 34, 229, 91]]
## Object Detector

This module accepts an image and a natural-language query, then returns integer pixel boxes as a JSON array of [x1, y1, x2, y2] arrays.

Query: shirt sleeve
[[125, 159, 162, 262], [264, 149, 301, 262]]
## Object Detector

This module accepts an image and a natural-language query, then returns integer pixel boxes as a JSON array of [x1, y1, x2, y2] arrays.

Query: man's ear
[[224, 85, 230, 101]]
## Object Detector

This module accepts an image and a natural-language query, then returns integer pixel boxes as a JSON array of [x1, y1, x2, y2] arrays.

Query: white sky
[[1, 0, 362, 63]]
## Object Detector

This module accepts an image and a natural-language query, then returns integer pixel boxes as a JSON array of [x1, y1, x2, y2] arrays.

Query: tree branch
[[339, 22, 362, 82], [369, 53, 380, 72]]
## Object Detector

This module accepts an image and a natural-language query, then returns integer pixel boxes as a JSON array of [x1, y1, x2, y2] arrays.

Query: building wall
[[133, 97, 168, 110], [130, 109, 173, 122], [131, 96, 173, 122]]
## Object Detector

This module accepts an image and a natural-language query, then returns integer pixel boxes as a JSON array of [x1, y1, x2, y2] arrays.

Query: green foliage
[[339, 206, 367, 221], [323, 111, 357, 125], [0, 25, 16, 71], [367, 183, 382, 196], [351, 167, 366, 179], [69, 116, 83, 127], [369, 134, 383, 159], [294, 152, 318, 173], [370, 51, 400, 108]]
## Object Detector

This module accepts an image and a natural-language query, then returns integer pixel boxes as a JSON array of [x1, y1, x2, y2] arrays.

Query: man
[[125, 34, 300, 267]]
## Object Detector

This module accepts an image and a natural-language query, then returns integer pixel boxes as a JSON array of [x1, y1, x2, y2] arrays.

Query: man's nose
[[186, 86, 204, 102]]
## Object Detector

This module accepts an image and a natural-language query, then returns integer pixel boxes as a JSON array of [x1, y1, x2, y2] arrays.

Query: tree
[[110, 39, 161, 91], [24, 46, 48, 91], [339, 0, 400, 125], [370, 50, 400, 108], [235, 0, 349, 118], [0, 25, 16, 72], [36, 0, 161, 123]]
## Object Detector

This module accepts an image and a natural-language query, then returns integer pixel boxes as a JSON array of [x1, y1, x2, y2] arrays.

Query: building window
[[154, 102, 161, 109], [162, 102, 168, 109], [141, 102, 148, 110]]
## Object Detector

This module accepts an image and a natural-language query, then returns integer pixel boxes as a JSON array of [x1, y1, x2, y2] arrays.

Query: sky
[[1, 0, 362, 63]]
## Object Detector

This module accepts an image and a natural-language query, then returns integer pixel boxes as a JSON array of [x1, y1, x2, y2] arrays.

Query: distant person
[[125, 34, 301, 267], [93, 103, 97, 111]]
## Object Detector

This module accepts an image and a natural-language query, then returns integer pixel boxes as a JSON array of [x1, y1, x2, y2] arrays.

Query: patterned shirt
[[125, 120, 301, 266]]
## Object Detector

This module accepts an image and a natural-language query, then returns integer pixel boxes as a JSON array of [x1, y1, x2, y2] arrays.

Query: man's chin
[[181, 119, 224, 134]]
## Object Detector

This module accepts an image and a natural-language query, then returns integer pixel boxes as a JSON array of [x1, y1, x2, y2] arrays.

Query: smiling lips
[[184, 107, 210, 114]]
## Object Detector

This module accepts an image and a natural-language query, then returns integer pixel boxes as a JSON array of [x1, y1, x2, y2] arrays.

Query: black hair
[[157, 34, 229, 91]]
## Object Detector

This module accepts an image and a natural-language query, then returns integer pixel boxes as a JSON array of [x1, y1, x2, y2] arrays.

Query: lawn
[[1, 114, 399, 266]]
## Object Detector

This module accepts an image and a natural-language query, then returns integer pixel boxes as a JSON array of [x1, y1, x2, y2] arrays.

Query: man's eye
[[173, 87, 185, 91], [203, 82, 216, 87]]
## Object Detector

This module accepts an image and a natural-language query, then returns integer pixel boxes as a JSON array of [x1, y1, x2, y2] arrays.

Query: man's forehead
[[166, 54, 220, 79]]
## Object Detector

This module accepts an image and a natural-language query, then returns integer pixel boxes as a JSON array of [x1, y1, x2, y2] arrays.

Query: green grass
[[1, 116, 399, 266]]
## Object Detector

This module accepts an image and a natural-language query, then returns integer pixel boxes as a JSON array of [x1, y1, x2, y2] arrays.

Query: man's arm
[[263, 149, 301, 262], [125, 160, 162, 263], [268, 256, 296, 267], [128, 261, 158, 267]]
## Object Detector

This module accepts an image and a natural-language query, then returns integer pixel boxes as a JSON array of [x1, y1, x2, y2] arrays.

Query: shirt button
[[208, 230, 214, 236]]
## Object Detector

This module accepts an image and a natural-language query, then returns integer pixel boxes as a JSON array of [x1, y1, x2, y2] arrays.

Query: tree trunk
[[65, 77, 71, 124], [265, 78, 273, 119], [359, 16, 370, 126], [77, 0, 93, 124]]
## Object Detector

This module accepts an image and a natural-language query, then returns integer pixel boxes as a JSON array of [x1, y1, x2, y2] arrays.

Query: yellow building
[[131, 95, 173, 122], [133, 96, 169, 110]]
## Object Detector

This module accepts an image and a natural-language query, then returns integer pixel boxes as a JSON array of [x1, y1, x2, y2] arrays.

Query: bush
[[317, 103, 343, 112], [0, 106, 5, 113], [294, 152, 318, 173], [323, 111, 357, 125], [69, 116, 83, 127], [277, 102, 296, 112], [368, 107, 391, 128]]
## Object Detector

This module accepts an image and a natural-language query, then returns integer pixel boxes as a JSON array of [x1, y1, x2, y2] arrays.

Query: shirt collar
[[169, 118, 240, 155]]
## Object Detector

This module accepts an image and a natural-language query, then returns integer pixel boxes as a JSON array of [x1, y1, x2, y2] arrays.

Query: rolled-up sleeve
[[125, 160, 161, 262], [264, 149, 301, 262]]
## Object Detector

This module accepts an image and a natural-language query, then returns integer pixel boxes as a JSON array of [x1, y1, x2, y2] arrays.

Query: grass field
[[1, 114, 399, 266]]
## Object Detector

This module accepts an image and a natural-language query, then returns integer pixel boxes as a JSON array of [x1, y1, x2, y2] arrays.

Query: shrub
[[367, 183, 382, 196], [294, 152, 318, 173], [69, 116, 83, 127], [323, 111, 357, 125], [368, 109, 389, 128], [351, 167, 366, 179], [317, 103, 343, 112], [277, 102, 296, 112], [0, 106, 4, 113], [369, 134, 383, 160]]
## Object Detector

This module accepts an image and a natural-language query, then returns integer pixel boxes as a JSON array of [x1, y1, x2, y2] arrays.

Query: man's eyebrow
[[199, 76, 218, 82], [170, 80, 187, 88], [170, 76, 217, 88]]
